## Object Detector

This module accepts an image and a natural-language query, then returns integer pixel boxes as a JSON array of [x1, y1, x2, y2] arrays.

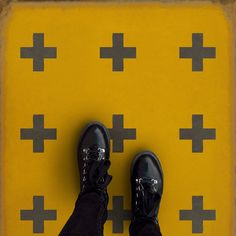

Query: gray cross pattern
[[179, 114, 216, 153], [109, 114, 136, 152], [107, 196, 131, 233], [100, 33, 136, 71], [20, 33, 57, 71], [179, 33, 216, 71], [20, 196, 57, 233], [179, 196, 216, 233], [20, 114, 57, 153]]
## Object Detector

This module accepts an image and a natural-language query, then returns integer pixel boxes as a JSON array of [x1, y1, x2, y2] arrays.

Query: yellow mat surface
[[0, 2, 235, 236]]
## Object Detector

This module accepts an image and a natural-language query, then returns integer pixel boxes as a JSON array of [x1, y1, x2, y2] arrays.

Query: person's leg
[[129, 151, 163, 236], [59, 191, 109, 236], [59, 122, 112, 236], [130, 219, 162, 236]]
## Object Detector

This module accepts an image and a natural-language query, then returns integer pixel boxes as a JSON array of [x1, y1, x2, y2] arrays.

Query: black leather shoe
[[59, 122, 112, 236], [130, 151, 163, 224], [78, 122, 112, 195]]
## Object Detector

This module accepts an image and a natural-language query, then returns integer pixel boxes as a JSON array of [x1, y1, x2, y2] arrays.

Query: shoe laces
[[135, 177, 161, 219], [81, 146, 112, 193]]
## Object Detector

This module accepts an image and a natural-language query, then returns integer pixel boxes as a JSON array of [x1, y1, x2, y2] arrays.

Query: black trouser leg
[[59, 192, 108, 236], [129, 219, 162, 236]]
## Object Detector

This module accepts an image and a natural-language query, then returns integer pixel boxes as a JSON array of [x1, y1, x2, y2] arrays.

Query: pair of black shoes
[[60, 122, 163, 235], [59, 122, 163, 236]]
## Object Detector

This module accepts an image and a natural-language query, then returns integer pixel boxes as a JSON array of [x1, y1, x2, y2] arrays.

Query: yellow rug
[[0, 1, 234, 235]]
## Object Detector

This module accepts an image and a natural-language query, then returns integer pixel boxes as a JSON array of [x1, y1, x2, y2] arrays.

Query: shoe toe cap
[[132, 151, 163, 188], [79, 122, 110, 154]]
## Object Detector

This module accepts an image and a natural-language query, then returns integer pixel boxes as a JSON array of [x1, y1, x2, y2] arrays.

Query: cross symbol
[[108, 114, 136, 152], [107, 196, 131, 233], [20, 33, 57, 71], [179, 33, 216, 71], [20, 114, 57, 153], [100, 33, 136, 71], [179, 114, 216, 152], [179, 196, 216, 233], [20, 196, 57, 233]]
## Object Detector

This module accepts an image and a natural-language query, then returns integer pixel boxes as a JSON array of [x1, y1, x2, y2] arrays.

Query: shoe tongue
[[87, 145, 102, 160], [87, 159, 112, 192], [89, 145, 99, 151], [142, 181, 158, 194], [140, 177, 159, 194], [145, 191, 160, 213], [138, 178, 160, 217]]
